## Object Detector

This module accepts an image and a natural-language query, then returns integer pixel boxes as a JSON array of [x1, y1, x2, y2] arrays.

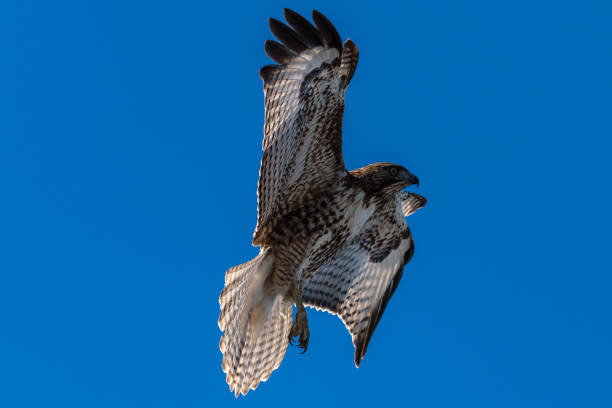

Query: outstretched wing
[[302, 195, 421, 366], [253, 9, 360, 245]]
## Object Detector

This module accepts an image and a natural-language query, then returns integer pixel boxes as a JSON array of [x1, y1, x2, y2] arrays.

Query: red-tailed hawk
[[218, 9, 427, 396]]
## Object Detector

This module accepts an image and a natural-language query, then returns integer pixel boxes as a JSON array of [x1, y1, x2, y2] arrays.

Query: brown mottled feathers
[[254, 9, 359, 246], [302, 193, 417, 366]]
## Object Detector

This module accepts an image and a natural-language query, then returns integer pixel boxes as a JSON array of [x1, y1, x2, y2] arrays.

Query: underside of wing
[[254, 9, 360, 245], [302, 203, 415, 366], [398, 191, 428, 216]]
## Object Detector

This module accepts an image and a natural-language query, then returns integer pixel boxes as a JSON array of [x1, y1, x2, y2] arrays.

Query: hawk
[[218, 9, 427, 396]]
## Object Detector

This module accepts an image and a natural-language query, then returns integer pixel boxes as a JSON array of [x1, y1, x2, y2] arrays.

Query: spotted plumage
[[218, 9, 427, 396]]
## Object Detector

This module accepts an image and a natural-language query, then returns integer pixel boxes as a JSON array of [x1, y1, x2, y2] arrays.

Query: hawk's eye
[[389, 168, 398, 176]]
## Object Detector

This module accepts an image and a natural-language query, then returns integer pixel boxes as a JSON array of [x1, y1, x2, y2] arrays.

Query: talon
[[288, 283, 310, 352], [298, 335, 308, 353], [289, 304, 310, 352]]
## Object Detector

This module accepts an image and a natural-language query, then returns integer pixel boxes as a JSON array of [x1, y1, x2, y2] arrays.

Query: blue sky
[[2, 0, 611, 406]]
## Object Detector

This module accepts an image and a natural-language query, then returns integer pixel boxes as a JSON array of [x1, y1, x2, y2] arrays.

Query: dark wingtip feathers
[[262, 10, 358, 86], [312, 10, 342, 51], [355, 345, 364, 367], [353, 243, 411, 367], [283, 8, 323, 47], [259, 64, 279, 82], [269, 18, 308, 54], [413, 193, 428, 209], [264, 40, 296, 64], [264, 9, 343, 67]]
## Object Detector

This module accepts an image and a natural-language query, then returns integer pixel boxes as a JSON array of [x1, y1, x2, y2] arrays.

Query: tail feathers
[[218, 250, 293, 396], [221, 295, 292, 396], [219, 249, 272, 332]]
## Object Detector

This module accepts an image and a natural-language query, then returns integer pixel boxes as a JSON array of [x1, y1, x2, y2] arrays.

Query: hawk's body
[[218, 9, 427, 396]]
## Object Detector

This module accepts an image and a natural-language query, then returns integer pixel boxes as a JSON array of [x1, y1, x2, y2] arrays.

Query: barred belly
[[264, 188, 362, 296]]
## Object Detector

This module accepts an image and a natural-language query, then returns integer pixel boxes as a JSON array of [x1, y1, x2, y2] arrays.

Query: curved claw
[[289, 306, 310, 353], [296, 318, 309, 353], [298, 332, 309, 354]]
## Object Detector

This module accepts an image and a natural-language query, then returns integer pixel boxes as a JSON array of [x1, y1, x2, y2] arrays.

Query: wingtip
[[311, 9, 342, 50], [269, 15, 308, 54], [283, 7, 297, 18], [413, 193, 428, 208], [420, 195, 428, 208], [311, 9, 324, 21], [281, 8, 324, 48], [264, 39, 296, 64], [353, 334, 367, 367], [344, 38, 358, 51], [268, 17, 280, 32], [259, 64, 275, 82]]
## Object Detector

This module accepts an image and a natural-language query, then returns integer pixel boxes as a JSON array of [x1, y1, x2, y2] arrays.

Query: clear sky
[[2, 0, 611, 407]]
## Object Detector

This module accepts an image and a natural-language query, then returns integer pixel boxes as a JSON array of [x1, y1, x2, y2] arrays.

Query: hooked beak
[[405, 173, 419, 187]]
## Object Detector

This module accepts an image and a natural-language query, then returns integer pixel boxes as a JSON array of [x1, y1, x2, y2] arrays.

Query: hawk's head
[[349, 162, 419, 193]]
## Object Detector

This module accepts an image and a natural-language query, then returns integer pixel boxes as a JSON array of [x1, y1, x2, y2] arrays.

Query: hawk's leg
[[289, 282, 309, 353]]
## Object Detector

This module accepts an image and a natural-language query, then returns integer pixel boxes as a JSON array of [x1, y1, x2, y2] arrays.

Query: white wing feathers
[[302, 198, 416, 366], [261, 46, 340, 150]]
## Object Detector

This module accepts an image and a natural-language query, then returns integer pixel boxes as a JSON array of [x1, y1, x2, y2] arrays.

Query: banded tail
[[218, 249, 293, 396]]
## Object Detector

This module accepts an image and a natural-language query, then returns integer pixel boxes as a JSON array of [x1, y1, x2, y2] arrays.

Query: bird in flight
[[218, 9, 427, 396]]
